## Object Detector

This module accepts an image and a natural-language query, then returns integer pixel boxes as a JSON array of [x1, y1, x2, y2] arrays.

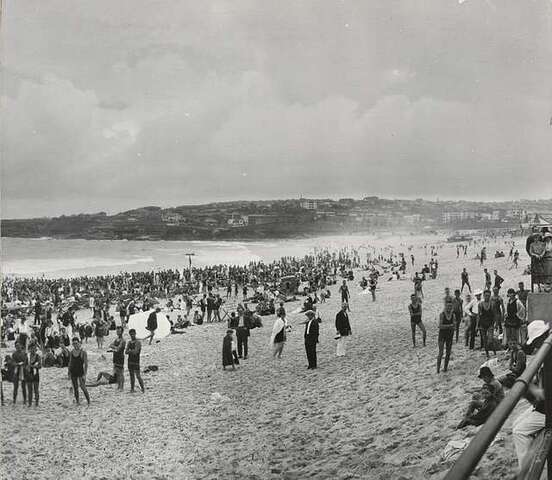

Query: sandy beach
[[0, 236, 530, 479]]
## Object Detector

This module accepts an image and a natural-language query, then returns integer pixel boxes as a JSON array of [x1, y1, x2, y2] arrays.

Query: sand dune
[[0, 236, 529, 479]]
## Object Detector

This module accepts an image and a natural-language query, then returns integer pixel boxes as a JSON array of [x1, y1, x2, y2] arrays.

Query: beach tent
[[128, 309, 171, 340]]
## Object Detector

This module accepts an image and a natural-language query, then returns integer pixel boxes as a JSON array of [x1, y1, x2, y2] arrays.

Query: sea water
[[0, 234, 438, 278]]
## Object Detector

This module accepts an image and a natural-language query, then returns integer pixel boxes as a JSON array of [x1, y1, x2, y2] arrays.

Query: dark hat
[[507, 288, 516, 295], [478, 366, 493, 378]]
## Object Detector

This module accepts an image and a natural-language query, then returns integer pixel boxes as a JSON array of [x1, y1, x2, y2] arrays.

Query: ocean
[[0, 234, 442, 278]]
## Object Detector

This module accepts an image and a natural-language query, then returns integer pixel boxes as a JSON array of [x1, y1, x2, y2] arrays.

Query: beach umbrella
[[127, 310, 171, 341]]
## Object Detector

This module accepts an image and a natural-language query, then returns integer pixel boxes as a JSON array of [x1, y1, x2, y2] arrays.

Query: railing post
[[546, 348, 552, 480]]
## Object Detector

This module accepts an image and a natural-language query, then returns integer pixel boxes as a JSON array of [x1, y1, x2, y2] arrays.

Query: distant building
[[161, 212, 185, 225], [300, 198, 318, 210], [242, 214, 277, 226], [227, 213, 245, 227]]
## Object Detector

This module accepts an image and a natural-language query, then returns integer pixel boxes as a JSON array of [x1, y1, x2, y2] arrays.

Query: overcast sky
[[2, 1, 552, 218]]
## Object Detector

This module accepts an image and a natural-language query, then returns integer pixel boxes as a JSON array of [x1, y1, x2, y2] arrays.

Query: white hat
[[527, 320, 550, 345], [474, 289, 483, 296]]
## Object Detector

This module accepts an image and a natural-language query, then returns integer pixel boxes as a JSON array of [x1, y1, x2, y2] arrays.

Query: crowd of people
[[1, 227, 551, 477]]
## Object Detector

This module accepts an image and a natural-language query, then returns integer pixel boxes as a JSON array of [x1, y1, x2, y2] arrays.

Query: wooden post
[[546, 350, 552, 480]]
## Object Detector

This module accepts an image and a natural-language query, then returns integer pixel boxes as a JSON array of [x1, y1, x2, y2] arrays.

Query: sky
[[1, 0, 552, 219]]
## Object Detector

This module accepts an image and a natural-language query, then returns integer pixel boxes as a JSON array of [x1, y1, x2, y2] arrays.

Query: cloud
[[2, 0, 552, 218]]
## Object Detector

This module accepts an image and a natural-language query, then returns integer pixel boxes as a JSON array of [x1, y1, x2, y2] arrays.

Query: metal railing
[[444, 334, 552, 480]]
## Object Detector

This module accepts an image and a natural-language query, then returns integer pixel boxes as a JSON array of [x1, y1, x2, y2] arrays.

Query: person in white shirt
[[464, 291, 481, 350]]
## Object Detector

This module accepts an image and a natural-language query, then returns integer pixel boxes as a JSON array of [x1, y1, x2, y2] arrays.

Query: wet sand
[[0, 236, 529, 479]]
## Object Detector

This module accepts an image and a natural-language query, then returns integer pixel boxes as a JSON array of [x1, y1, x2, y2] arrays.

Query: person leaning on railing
[[511, 320, 550, 471]]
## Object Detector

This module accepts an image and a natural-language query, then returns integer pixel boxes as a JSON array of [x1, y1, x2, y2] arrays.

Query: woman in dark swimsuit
[[408, 294, 426, 347], [68, 337, 90, 405]]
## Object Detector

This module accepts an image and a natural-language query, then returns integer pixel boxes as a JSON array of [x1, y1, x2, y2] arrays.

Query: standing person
[[125, 329, 145, 393], [452, 290, 463, 343], [490, 287, 505, 338], [464, 291, 481, 350], [108, 326, 126, 391], [206, 294, 214, 323], [335, 303, 352, 357], [185, 295, 193, 319], [222, 329, 236, 371], [236, 305, 251, 359], [408, 294, 426, 347], [18, 317, 31, 350], [517, 282, 529, 344], [199, 294, 207, 322], [437, 299, 455, 373], [304, 310, 319, 370], [413, 273, 424, 299], [478, 290, 496, 359], [480, 246, 486, 266], [146, 307, 160, 345], [25, 342, 41, 407], [483, 269, 491, 291], [11, 341, 27, 405], [68, 337, 90, 406], [504, 289, 526, 345], [93, 315, 105, 350], [213, 294, 222, 322], [270, 310, 287, 359], [369, 276, 377, 302], [339, 280, 350, 305], [513, 250, 520, 269], [226, 282, 232, 299], [118, 302, 127, 326], [461, 268, 471, 293], [493, 270, 504, 291]]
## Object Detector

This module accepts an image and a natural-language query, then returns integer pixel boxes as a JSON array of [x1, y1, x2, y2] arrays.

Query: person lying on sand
[[86, 370, 117, 387]]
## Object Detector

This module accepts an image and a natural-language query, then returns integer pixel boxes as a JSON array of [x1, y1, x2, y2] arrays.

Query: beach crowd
[[1, 227, 552, 476]]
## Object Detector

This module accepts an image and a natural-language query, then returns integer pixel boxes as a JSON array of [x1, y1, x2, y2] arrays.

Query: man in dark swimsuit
[[125, 329, 145, 393], [478, 290, 496, 359], [461, 268, 471, 293], [452, 289, 463, 343], [108, 326, 126, 390], [408, 294, 426, 347], [437, 299, 455, 373]]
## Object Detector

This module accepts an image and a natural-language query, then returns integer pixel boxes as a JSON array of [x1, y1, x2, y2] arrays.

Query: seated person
[[1, 355, 14, 382], [42, 348, 57, 368], [457, 367, 504, 429], [498, 341, 526, 388]]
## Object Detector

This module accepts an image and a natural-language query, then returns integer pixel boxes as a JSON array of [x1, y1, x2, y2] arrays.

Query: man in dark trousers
[[236, 304, 252, 359], [304, 310, 319, 369], [146, 307, 160, 345]]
